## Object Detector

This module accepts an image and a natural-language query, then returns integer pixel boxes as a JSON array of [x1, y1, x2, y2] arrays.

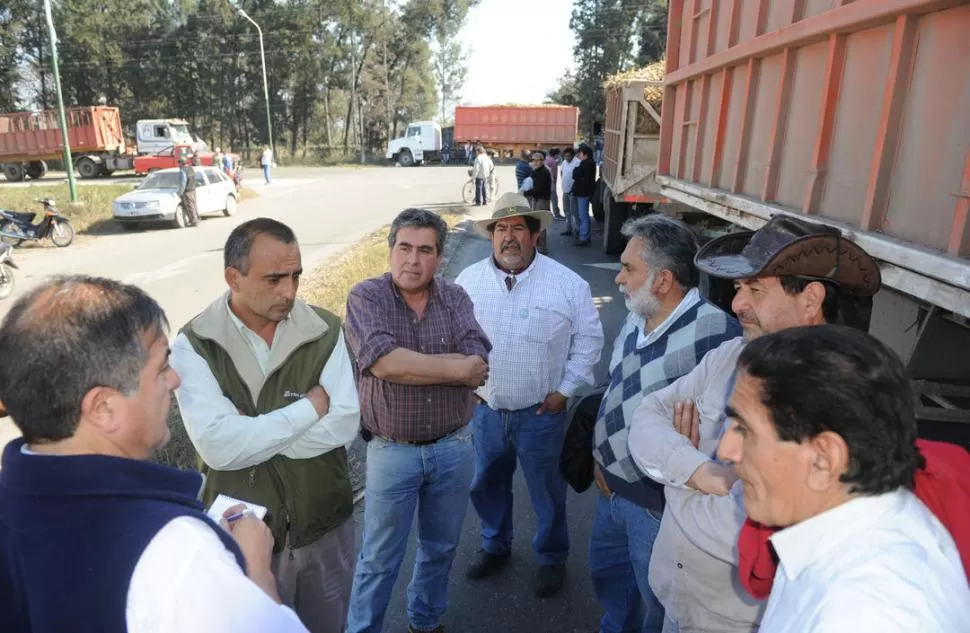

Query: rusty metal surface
[[660, 0, 970, 280], [0, 106, 126, 162], [453, 105, 579, 147]]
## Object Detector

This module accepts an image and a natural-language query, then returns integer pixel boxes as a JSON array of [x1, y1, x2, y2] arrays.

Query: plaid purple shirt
[[345, 273, 492, 442]]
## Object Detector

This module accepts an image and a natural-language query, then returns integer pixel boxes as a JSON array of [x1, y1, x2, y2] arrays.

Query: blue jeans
[[475, 178, 487, 205], [590, 494, 665, 633], [576, 196, 591, 241], [470, 403, 569, 565], [262, 164, 271, 184], [346, 426, 475, 633]]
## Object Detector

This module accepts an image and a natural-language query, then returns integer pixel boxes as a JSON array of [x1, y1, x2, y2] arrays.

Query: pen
[[225, 508, 253, 523]]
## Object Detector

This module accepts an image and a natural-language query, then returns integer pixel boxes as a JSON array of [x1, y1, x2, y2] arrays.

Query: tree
[[432, 31, 467, 124], [545, 71, 580, 107], [0, 5, 22, 110]]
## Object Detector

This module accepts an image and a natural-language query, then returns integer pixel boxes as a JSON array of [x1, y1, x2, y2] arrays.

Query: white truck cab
[[386, 121, 442, 167], [135, 119, 204, 155]]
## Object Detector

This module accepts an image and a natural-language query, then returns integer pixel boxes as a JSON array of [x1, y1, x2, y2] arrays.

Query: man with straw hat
[[456, 192, 605, 598], [627, 214, 881, 632]]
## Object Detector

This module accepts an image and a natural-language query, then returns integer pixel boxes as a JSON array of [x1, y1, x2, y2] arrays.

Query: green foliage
[[5, 0, 476, 162], [564, 0, 668, 137]]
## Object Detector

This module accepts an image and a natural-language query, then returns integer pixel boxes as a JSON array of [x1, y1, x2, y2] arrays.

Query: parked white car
[[112, 167, 238, 230]]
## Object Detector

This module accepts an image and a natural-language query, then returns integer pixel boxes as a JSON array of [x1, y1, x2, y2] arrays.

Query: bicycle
[[462, 170, 500, 204]]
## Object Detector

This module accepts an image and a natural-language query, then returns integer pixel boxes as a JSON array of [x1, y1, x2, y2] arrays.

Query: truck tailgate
[[657, 0, 970, 319]]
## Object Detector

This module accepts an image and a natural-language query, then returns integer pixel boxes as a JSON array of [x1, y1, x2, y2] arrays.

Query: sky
[[458, 0, 577, 106]]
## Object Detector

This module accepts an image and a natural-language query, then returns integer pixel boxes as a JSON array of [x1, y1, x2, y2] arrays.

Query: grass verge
[[0, 183, 260, 241], [150, 204, 469, 471]]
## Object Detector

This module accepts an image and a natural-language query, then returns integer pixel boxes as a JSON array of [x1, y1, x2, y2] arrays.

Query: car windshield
[[138, 172, 180, 190]]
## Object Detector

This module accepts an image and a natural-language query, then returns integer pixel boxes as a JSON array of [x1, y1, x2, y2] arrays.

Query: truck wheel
[[592, 179, 605, 223], [2, 163, 25, 182], [399, 150, 414, 167], [603, 194, 630, 255], [25, 161, 47, 180], [76, 157, 99, 179]]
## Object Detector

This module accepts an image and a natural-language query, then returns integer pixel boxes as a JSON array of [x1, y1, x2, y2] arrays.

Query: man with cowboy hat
[[627, 214, 881, 632], [455, 192, 604, 598]]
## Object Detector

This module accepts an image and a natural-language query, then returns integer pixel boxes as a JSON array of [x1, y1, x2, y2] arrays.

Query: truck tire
[[399, 149, 414, 167], [592, 179, 605, 223], [2, 163, 25, 182], [603, 193, 630, 255], [25, 161, 47, 180], [76, 157, 99, 179]]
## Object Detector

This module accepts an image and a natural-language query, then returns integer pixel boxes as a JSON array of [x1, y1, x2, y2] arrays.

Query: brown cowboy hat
[[694, 214, 881, 297], [475, 192, 554, 238]]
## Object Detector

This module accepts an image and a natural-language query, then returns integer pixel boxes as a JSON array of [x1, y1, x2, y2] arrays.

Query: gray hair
[[388, 208, 448, 255], [620, 215, 699, 288], [224, 217, 297, 274], [0, 275, 169, 444]]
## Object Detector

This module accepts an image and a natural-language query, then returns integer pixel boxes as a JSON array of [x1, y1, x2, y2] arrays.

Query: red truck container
[[455, 105, 579, 159], [655, 0, 970, 441], [0, 106, 136, 180]]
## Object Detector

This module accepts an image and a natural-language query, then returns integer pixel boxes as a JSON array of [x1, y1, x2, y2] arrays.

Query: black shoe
[[560, 230, 573, 236], [535, 563, 565, 598], [466, 550, 510, 580], [574, 239, 591, 247], [408, 626, 444, 633]]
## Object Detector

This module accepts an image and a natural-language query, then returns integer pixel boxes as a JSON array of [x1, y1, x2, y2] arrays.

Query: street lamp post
[[236, 7, 273, 157], [42, 0, 77, 201]]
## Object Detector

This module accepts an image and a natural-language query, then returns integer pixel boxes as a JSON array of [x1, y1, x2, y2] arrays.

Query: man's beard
[[621, 272, 661, 321]]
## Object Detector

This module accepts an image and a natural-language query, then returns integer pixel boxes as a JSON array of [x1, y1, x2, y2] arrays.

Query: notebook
[[205, 493, 268, 522]]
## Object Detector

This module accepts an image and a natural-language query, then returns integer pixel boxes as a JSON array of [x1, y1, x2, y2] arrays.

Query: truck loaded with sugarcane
[[604, 1, 970, 447]]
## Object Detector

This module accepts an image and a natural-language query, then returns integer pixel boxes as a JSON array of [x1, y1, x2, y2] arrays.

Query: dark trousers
[[181, 191, 199, 224], [475, 178, 488, 205]]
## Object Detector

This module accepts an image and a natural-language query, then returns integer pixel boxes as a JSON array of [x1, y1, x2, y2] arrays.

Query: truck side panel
[[0, 106, 126, 162], [659, 0, 970, 316], [454, 106, 579, 146]]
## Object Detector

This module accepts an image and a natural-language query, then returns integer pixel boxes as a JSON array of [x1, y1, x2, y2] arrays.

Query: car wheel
[[173, 204, 188, 229], [223, 194, 237, 217]]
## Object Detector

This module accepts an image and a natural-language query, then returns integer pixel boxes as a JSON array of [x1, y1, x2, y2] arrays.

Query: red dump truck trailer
[[455, 105, 579, 159], [635, 0, 970, 445]]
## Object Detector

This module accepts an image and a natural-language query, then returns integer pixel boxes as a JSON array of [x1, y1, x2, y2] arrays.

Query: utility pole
[[236, 6, 273, 156], [43, 0, 77, 202]]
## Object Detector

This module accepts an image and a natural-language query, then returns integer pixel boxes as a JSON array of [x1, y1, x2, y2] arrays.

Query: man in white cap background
[[455, 192, 604, 599]]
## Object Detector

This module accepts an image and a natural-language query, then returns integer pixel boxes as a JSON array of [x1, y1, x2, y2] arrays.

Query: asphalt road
[[362, 208, 628, 633]]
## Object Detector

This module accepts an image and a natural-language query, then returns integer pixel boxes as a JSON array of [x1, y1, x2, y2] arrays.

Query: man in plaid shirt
[[344, 208, 491, 633]]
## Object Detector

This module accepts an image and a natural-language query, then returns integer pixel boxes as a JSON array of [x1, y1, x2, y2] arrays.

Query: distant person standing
[[177, 155, 200, 227], [515, 150, 533, 190], [571, 145, 597, 247], [545, 149, 563, 220], [559, 147, 579, 237], [472, 146, 494, 207], [260, 145, 273, 185], [525, 152, 552, 211]]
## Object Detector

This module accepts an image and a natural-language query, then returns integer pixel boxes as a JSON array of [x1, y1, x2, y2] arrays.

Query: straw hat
[[474, 192, 554, 238]]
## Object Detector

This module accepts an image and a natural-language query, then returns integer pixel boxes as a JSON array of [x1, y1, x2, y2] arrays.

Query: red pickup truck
[[133, 144, 220, 174]]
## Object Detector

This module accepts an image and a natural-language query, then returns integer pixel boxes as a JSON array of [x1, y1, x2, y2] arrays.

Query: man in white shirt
[[0, 275, 308, 633], [559, 146, 580, 237], [260, 145, 273, 184], [627, 215, 882, 632], [172, 218, 360, 633], [718, 325, 970, 632], [472, 145, 494, 206], [456, 192, 604, 598]]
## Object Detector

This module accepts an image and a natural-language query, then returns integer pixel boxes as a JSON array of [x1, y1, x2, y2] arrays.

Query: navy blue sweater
[[0, 438, 246, 632]]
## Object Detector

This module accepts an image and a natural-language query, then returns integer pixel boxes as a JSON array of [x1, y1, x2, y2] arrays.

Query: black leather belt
[[375, 429, 458, 446]]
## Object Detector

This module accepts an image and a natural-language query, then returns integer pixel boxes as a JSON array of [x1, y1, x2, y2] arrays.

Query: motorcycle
[[0, 198, 75, 248], [0, 242, 16, 300]]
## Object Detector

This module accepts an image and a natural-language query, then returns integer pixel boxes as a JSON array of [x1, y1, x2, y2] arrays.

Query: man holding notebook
[[172, 218, 361, 633]]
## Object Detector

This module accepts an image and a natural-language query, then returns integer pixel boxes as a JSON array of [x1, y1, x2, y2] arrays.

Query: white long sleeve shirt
[[171, 298, 360, 472], [762, 489, 970, 632], [455, 252, 604, 410], [561, 157, 579, 194], [128, 517, 308, 632]]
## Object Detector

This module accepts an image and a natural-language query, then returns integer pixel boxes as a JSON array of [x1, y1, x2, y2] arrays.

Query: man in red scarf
[[717, 325, 970, 632]]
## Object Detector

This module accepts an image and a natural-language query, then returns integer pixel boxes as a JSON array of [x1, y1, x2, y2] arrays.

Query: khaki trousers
[[271, 517, 355, 633]]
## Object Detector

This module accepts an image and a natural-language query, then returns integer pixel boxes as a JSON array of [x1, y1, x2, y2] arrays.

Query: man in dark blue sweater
[[0, 275, 309, 632]]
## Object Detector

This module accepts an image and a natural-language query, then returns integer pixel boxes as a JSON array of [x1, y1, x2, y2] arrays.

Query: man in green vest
[[171, 217, 361, 633]]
